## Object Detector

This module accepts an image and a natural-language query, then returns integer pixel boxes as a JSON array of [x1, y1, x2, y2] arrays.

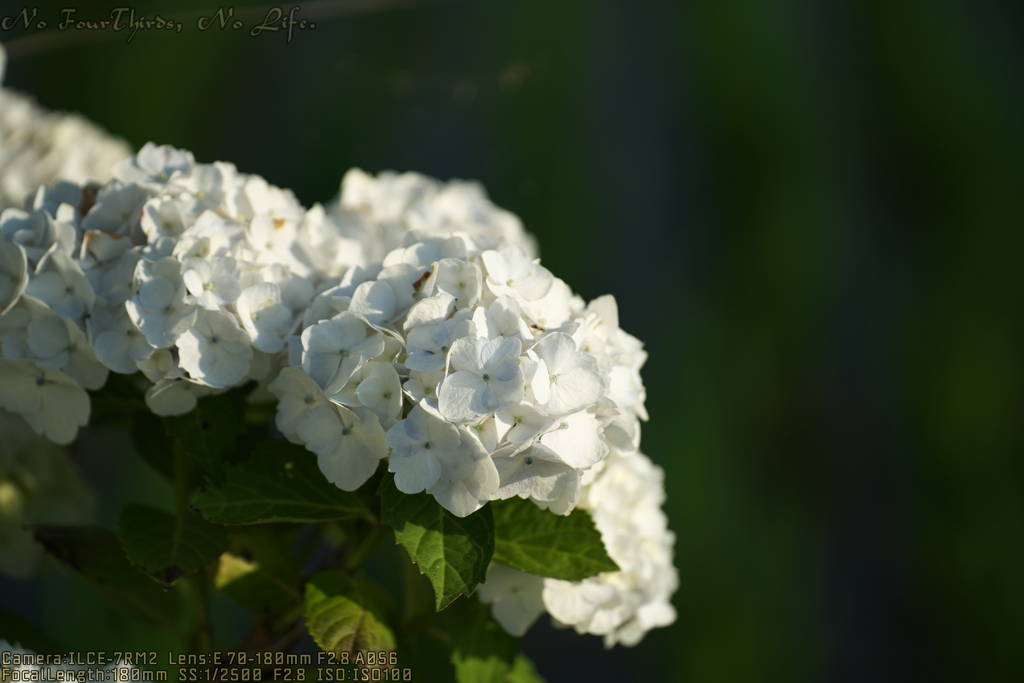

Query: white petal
[[389, 450, 442, 494], [318, 448, 380, 491], [437, 370, 486, 422], [296, 404, 344, 455], [349, 280, 397, 325], [404, 291, 456, 330]]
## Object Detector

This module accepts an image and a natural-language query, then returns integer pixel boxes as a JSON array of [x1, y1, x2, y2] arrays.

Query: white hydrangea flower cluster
[[0, 142, 542, 445], [273, 227, 649, 518], [1, 640, 135, 679], [0, 45, 132, 212], [478, 449, 678, 648], [0, 137, 676, 645], [325, 168, 538, 267], [0, 412, 92, 578]]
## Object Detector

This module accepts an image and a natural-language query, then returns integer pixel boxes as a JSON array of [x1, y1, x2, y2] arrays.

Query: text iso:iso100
[[314, 670, 411, 682]]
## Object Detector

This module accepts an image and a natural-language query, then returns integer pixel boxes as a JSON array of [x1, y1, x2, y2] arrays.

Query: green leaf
[[130, 411, 205, 491], [162, 389, 247, 483], [118, 503, 230, 585], [32, 526, 179, 627], [505, 655, 547, 683], [192, 440, 371, 524], [378, 474, 494, 610], [88, 372, 146, 427], [443, 598, 517, 683], [214, 528, 302, 619], [490, 497, 619, 581], [305, 571, 397, 656], [132, 410, 175, 480]]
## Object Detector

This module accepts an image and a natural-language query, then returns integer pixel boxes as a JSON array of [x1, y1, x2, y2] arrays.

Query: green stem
[[174, 441, 213, 653], [344, 523, 391, 573], [187, 570, 213, 653], [173, 440, 191, 516]]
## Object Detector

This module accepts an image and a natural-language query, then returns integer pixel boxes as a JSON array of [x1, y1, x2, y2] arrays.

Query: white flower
[[402, 369, 446, 403], [126, 257, 197, 348], [80, 181, 148, 236], [491, 443, 579, 512], [541, 578, 618, 629], [353, 361, 403, 427], [0, 207, 75, 264], [112, 141, 194, 188], [171, 163, 227, 212], [540, 450, 678, 646], [144, 377, 213, 416], [528, 332, 604, 416], [176, 308, 253, 388], [348, 279, 396, 325], [80, 228, 132, 266], [236, 282, 292, 354], [481, 245, 553, 302], [432, 257, 482, 309], [339, 168, 434, 223], [81, 236, 138, 306], [136, 347, 181, 383], [300, 313, 384, 394], [378, 262, 432, 311], [385, 400, 475, 494], [606, 330, 649, 422], [403, 291, 456, 330], [296, 403, 388, 490], [466, 415, 499, 453], [26, 182, 83, 222], [538, 406, 609, 470], [477, 564, 546, 637], [90, 308, 155, 374], [172, 210, 238, 260], [473, 295, 532, 343], [255, 262, 313, 310], [437, 336, 524, 422], [24, 247, 95, 320], [0, 241, 28, 315], [140, 196, 196, 242], [494, 402, 553, 446], [334, 169, 538, 261], [0, 66, 130, 213], [227, 174, 303, 223], [0, 359, 88, 445], [181, 256, 241, 309], [247, 213, 303, 268], [25, 314, 108, 389], [520, 277, 574, 332], [268, 367, 331, 443], [426, 427, 499, 516], [403, 307, 476, 373], [383, 238, 461, 269], [295, 204, 368, 279]]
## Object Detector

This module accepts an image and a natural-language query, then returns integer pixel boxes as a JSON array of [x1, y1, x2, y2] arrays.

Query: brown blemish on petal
[[79, 184, 100, 216], [412, 270, 432, 291]]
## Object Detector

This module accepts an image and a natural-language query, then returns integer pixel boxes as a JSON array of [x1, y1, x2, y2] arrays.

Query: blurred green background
[[3, 0, 1024, 680]]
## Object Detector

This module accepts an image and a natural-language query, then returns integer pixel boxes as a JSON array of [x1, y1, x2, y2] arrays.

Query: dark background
[[3, 0, 1024, 680]]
